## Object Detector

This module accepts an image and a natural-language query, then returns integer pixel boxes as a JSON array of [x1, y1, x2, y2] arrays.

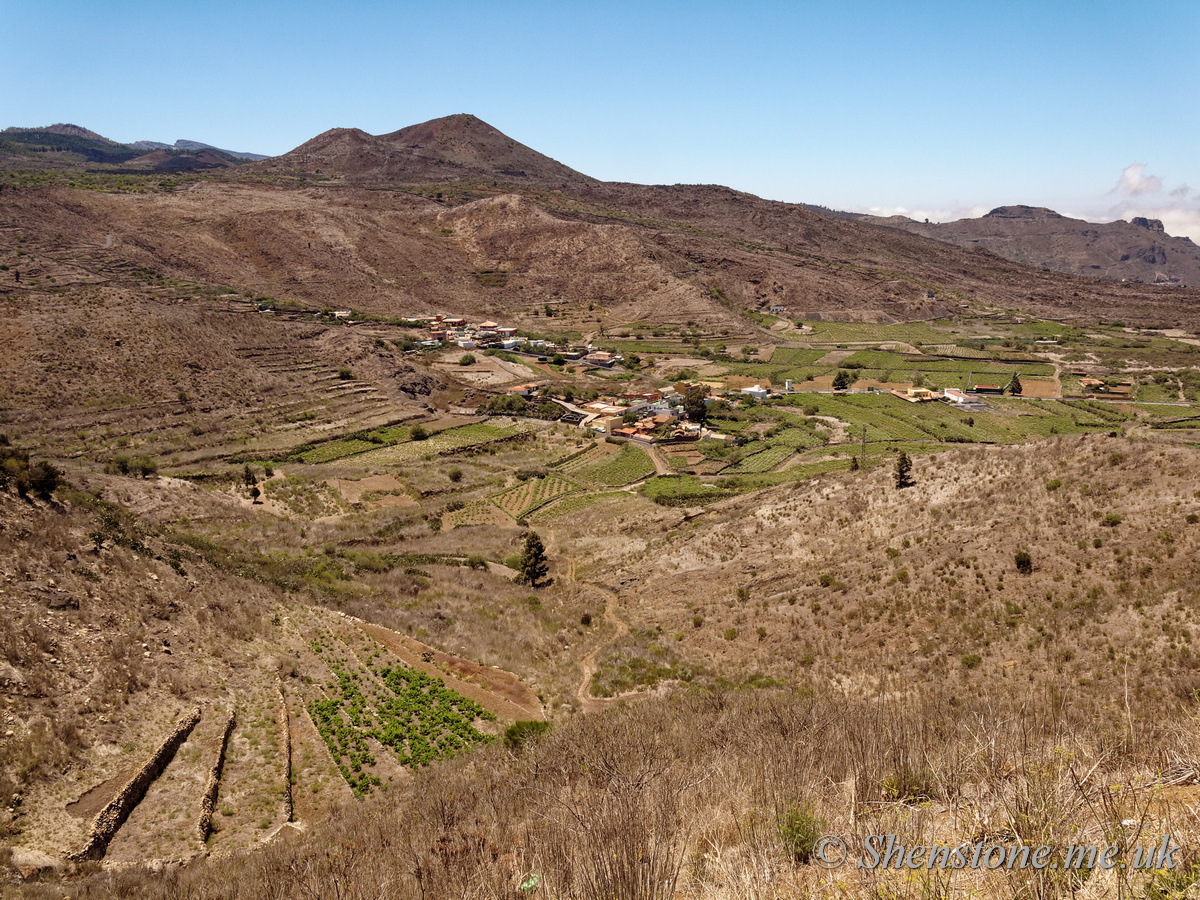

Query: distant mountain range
[[3, 117, 1198, 291], [858, 205, 1200, 288], [1, 123, 269, 164]]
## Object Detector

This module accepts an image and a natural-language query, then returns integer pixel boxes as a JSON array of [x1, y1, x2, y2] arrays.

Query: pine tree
[[1009, 372, 1023, 396], [894, 451, 913, 489], [519, 531, 549, 588]]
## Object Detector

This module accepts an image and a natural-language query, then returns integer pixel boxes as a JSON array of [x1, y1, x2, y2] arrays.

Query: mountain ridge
[[861, 205, 1200, 286]]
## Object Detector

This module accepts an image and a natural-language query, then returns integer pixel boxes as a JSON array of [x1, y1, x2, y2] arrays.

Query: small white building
[[740, 384, 769, 401]]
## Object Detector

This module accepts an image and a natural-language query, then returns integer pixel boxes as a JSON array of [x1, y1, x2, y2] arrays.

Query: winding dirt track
[[561, 556, 632, 712], [575, 584, 628, 712]]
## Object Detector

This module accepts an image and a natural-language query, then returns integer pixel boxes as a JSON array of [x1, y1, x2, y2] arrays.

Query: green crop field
[[305, 627, 495, 797], [552, 443, 607, 474], [353, 423, 529, 465], [575, 444, 656, 485], [490, 474, 581, 519], [296, 438, 379, 464], [722, 444, 794, 474], [449, 500, 501, 528], [530, 491, 632, 522]]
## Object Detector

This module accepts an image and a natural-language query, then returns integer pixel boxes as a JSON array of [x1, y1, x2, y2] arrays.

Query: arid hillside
[[264, 113, 596, 186], [864, 205, 1200, 288]]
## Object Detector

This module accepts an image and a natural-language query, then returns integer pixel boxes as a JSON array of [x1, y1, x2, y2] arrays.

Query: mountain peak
[[271, 114, 596, 186], [984, 205, 1064, 220]]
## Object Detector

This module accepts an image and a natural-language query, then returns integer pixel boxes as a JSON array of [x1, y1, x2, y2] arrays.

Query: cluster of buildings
[[410, 315, 623, 368]]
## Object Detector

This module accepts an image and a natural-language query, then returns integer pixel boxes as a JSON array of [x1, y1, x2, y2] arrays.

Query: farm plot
[[353, 423, 529, 465], [769, 426, 828, 449], [448, 500, 509, 528], [552, 442, 610, 474], [775, 394, 932, 443], [531, 491, 633, 522], [722, 445, 794, 474], [575, 444, 656, 485], [490, 473, 581, 519], [305, 627, 495, 798], [295, 438, 378, 464]]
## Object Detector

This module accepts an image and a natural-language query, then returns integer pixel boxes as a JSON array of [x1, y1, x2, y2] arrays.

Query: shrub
[[723, 627, 739, 641], [1015, 550, 1033, 574], [410, 425, 428, 441], [692, 615, 703, 628], [1101, 512, 1122, 527], [503, 720, 550, 750], [882, 766, 939, 802], [337, 368, 354, 380], [1187, 514, 1199, 525], [961, 653, 982, 670], [447, 467, 463, 482], [459, 354, 476, 366], [778, 804, 826, 865]]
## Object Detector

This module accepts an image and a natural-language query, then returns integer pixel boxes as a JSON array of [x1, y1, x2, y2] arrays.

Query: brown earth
[[864, 204, 1200, 288]]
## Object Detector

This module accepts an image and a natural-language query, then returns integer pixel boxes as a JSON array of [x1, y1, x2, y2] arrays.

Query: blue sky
[[9, 0, 1200, 239]]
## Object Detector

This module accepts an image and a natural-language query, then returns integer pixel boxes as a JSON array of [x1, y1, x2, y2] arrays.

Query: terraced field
[[551, 442, 609, 474], [774, 393, 1130, 445], [304, 626, 496, 798], [575, 444, 656, 485], [722, 445, 795, 474], [448, 499, 507, 528], [490, 474, 581, 519], [351, 423, 530, 465], [529, 491, 633, 522]]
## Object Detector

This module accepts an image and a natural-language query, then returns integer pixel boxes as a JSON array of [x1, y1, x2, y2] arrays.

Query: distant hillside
[[263, 113, 597, 185], [124, 148, 240, 172], [2, 123, 118, 144], [128, 139, 269, 161], [862, 205, 1200, 287], [0, 129, 140, 165]]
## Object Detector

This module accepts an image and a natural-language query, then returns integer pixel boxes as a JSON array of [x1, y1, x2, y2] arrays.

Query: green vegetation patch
[[490, 473, 581, 519], [307, 630, 495, 797], [576, 444, 656, 485]]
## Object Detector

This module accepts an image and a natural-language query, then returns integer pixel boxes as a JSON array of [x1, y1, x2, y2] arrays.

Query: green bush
[[778, 803, 826, 864], [961, 653, 982, 670], [503, 720, 551, 750]]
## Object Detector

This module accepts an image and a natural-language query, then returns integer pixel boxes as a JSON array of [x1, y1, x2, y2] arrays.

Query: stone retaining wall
[[277, 685, 293, 823], [196, 709, 237, 844], [69, 706, 202, 861]]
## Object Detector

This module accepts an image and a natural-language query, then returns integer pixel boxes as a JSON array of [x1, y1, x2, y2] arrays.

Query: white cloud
[[857, 204, 989, 224], [1170, 184, 1192, 199], [1114, 163, 1163, 196]]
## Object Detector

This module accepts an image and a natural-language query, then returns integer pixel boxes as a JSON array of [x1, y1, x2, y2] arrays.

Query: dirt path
[[564, 561, 629, 712], [647, 444, 673, 475]]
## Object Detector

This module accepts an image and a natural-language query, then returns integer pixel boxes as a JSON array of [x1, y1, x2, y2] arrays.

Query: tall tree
[[894, 451, 914, 489], [1009, 372, 1023, 396], [682, 385, 709, 424], [519, 531, 549, 588]]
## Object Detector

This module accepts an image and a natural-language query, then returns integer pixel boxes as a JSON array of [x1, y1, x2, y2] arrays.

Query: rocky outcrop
[[68, 707, 201, 861], [196, 710, 237, 845]]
